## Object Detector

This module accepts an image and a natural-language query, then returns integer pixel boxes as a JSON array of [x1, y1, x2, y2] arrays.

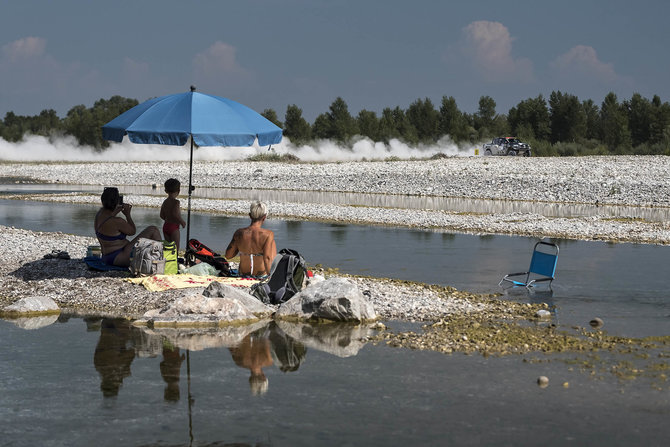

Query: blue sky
[[1, 0, 668, 121]]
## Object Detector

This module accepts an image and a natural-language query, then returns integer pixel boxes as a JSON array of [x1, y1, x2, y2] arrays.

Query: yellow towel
[[125, 274, 261, 292]]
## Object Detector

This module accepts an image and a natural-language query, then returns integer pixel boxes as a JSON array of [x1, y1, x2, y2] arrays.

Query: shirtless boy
[[225, 201, 277, 277], [160, 178, 186, 251]]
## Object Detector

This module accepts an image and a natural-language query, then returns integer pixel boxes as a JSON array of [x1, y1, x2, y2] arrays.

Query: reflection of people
[[160, 343, 185, 402], [225, 201, 277, 277], [229, 332, 273, 395], [93, 319, 136, 397], [160, 178, 186, 252], [94, 187, 161, 267]]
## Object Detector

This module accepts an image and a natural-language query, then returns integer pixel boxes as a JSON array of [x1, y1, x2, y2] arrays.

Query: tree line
[[1, 91, 669, 156]]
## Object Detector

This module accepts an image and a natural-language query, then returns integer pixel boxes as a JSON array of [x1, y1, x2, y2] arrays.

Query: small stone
[[537, 376, 549, 388], [562, 382, 570, 388], [535, 309, 552, 319], [589, 317, 604, 328]]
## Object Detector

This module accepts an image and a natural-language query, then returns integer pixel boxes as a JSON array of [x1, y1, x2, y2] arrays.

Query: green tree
[[549, 91, 586, 143], [63, 96, 139, 148], [649, 95, 670, 145], [261, 108, 283, 128], [311, 113, 331, 140], [598, 92, 631, 151], [507, 95, 550, 140], [378, 107, 401, 143], [474, 96, 497, 138], [326, 97, 358, 143], [406, 97, 439, 142], [0, 111, 26, 142], [356, 109, 379, 141], [438, 96, 468, 142], [283, 104, 311, 145], [624, 93, 653, 147], [582, 99, 600, 140]]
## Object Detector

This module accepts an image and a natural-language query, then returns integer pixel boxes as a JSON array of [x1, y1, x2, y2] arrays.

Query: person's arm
[[117, 204, 137, 235], [175, 200, 186, 227], [262, 232, 276, 271], [225, 230, 240, 259]]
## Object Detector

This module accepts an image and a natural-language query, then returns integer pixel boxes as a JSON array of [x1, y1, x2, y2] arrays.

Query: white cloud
[[550, 45, 619, 82], [0, 36, 114, 114], [2, 36, 46, 61], [191, 41, 254, 90], [460, 21, 534, 83]]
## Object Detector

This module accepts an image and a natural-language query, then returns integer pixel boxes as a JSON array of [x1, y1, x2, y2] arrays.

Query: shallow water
[[1, 316, 668, 447], [1, 198, 670, 446], [3, 182, 670, 221]]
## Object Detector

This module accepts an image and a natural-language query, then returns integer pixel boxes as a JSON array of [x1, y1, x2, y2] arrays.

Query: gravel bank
[[0, 226, 503, 322], [2, 155, 669, 206], [2, 156, 669, 244]]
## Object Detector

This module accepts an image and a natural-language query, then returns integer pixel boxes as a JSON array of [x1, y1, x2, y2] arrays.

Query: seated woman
[[94, 187, 162, 267], [225, 201, 277, 277]]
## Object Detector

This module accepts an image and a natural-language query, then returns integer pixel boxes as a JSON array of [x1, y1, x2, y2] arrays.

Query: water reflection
[[93, 319, 136, 397], [87, 318, 368, 399], [4, 182, 670, 221], [229, 329, 274, 395], [161, 344, 186, 402]]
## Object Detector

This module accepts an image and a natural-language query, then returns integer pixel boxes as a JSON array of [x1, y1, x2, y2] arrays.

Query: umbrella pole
[[186, 137, 194, 246]]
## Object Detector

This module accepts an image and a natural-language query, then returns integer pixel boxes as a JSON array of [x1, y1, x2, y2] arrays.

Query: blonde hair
[[250, 201, 267, 221]]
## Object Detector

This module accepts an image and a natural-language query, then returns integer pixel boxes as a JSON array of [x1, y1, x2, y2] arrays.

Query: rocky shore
[[2, 155, 669, 244], [0, 225, 508, 322]]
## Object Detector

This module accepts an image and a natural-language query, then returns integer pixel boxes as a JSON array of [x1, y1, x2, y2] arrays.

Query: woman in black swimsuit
[[94, 187, 161, 267]]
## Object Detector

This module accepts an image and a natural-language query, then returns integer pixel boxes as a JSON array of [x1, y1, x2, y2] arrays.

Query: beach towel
[[84, 256, 129, 272], [125, 274, 260, 292]]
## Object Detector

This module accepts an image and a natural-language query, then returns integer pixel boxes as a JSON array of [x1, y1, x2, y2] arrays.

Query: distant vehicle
[[483, 137, 532, 156]]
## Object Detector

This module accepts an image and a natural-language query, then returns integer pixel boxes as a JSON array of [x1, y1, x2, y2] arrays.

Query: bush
[[245, 152, 301, 163]]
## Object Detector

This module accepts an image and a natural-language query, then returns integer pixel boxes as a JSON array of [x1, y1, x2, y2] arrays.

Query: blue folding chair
[[499, 241, 559, 289]]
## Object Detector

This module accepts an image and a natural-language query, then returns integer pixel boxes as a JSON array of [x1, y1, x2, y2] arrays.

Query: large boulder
[[139, 291, 271, 327], [202, 282, 273, 317], [275, 277, 377, 322], [1, 296, 60, 316]]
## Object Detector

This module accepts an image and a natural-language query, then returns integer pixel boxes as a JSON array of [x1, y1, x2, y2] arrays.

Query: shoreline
[[0, 225, 508, 323], [2, 155, 669, 245]]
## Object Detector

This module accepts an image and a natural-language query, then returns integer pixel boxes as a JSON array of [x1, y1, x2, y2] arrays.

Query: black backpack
[[251, 248, 307, 305]]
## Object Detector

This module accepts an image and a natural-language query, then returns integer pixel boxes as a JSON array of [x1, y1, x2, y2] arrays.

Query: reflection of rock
[[268, 322, 306, 372], [1, 296, 60, 316], [138, 290, 273, 327], [139, 319, 271, 351], [276, 278, 377, 322], [275, 320, 373, 358], [203, 283, 274, 317], [5, 314, 59, 330], [130, 325, 164, 358]]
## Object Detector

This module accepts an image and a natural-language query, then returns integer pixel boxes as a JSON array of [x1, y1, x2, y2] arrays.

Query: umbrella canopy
[[102, 90, 282, 147], [101, 87, 282, 244]]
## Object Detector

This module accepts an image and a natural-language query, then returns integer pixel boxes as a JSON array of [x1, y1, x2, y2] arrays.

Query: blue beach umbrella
[[102, 86, 282, 242]]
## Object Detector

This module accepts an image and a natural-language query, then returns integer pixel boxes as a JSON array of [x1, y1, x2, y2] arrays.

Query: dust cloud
[[0, 135, 478, 162]]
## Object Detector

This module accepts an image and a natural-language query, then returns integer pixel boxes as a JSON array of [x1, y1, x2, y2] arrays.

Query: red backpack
[[185, 239, 231, 276]]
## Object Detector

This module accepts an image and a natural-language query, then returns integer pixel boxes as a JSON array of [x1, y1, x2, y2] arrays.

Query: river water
[[0, 196, 669, 446]]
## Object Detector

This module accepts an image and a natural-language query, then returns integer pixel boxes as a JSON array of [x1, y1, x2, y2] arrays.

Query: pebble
[[590, 317, 604, 328], [537, 376, 549, 388]]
